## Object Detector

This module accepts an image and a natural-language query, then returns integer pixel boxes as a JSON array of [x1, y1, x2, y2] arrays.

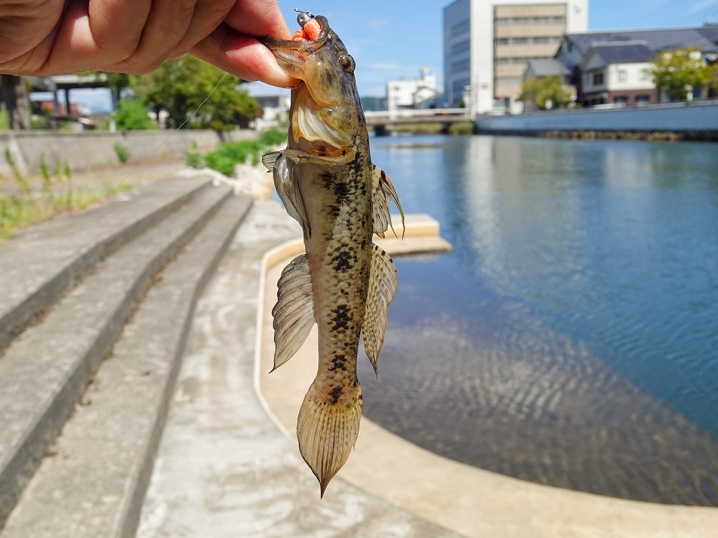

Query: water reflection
[[361, 135, 718, 505]]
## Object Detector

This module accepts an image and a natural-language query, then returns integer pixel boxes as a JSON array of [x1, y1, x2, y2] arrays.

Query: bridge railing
[[364, 108, 470, 122]]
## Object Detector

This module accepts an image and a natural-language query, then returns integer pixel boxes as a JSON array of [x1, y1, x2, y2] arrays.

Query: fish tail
[[297, 380, 363, 496]]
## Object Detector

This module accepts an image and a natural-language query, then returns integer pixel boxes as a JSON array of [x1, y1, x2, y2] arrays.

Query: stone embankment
[[0, 129, 255, 178], [476, 100, 718, 141]]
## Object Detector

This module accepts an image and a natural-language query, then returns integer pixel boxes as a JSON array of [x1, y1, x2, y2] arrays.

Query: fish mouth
[[259, 16, 330, 68]]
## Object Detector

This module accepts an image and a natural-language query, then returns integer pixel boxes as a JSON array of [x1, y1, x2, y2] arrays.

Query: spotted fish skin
[[261, 14, 403, 496]]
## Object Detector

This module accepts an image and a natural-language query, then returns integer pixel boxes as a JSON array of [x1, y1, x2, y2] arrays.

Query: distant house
[[579, 43, 657, 106], [523, 58, 574, 112], [386, 68, 439, 112], [554, 26, 718, 106]]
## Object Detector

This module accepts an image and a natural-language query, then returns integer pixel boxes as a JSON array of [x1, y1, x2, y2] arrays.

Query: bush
[[114, 142, 131, 163], [114, 100, 156, 130], [185, 152, 204, 169], [0, 107, 9, 130], [203, 128, 286, 176]]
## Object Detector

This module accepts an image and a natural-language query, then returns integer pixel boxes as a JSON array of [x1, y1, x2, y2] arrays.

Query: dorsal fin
[[371, 164, 405, 239], [362, 245, 398, 376], [272, 254, 315, 371]]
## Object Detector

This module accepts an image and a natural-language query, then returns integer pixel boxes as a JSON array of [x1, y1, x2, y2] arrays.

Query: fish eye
[[339, 55, 355, 73]]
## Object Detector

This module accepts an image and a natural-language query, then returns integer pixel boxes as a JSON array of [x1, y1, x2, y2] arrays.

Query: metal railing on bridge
[[364, 108, 471, 124]]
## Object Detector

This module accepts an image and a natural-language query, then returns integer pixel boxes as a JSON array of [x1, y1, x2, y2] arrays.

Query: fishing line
[[52, 72, 228, 260]]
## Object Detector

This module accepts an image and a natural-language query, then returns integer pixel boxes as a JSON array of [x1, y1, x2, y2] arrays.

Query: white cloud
[[367, 18, 390, 28]]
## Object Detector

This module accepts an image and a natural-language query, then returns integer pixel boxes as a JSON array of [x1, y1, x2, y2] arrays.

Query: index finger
[[223, 0, 292, 40]]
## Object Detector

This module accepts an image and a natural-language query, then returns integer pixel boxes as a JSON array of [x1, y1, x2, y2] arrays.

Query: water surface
[[358, 135, 718, 505]]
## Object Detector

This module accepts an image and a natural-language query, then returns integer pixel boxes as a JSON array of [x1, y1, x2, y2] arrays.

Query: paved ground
[[137, 202, 462, 538]]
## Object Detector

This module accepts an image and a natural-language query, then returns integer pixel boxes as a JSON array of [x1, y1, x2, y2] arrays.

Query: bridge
[[364, 108, 472, 135]]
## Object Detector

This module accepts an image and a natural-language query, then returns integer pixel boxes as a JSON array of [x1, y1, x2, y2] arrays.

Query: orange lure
[[291, 9, 321, 41]]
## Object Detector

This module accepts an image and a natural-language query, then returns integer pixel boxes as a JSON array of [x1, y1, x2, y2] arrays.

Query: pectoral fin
[[263, 151, 311, 235], [362, 245, 398, 376], [272, 254, 315, 371], [371, 164, 405, 238]]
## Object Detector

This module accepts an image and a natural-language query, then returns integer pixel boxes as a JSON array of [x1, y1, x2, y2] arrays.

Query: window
[[452, 58, 471, 73], [618, 70, 627, 82], [452, 20, 470, 36], [614, 96, 627, 105], [593, 72, 604, 85], [636, 95, 650, 105], [640, 69, 650, 81], [494, 16, 565, 25], [452, 39, 470, 55]]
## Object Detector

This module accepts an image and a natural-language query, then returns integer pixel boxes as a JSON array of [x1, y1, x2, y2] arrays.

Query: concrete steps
[[0, 176, 253, 535], [0, 176, 210, 355]]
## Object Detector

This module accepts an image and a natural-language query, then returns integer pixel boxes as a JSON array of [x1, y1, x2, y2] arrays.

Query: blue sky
[[61, 0, 718, 111]]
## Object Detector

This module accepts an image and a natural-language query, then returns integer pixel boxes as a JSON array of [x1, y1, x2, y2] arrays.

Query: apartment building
[[443, 0, 588, 115]]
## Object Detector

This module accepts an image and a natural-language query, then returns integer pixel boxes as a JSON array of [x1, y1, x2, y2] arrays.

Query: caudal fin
[[297, 381, 363, 496]]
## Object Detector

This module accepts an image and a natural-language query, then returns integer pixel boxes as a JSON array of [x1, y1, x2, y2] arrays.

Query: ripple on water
[[360, 254, 718, 506]]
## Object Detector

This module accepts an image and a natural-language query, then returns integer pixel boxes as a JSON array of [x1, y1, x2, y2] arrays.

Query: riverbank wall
[[475, 100, 718, 141], [0, 129, 256, 178]]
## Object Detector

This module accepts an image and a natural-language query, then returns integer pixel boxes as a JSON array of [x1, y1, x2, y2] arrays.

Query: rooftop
[[565, 27, 718, 55]]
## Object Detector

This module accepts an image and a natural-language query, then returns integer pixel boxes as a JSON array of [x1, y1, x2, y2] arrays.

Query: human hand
[[0, 0, 299, 87]]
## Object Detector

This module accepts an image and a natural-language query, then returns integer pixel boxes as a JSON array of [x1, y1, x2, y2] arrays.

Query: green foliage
[[113, 100, 156, 130], [518, 76, 573, 110], [185, 152, 204, 169], [0, 180, 133, 243], [0, 105, 9, 131], [203, 129, 286, 176], [449, 121, 475, 135], [650, 48, 711, 101], [130, 56, 261, 129], [39, 152, 52, 192], [114, 142, 131, 163], [4, 147, 30, 195]]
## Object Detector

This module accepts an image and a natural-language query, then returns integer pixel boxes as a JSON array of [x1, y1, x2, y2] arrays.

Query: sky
[[55, 0, 718, 111]]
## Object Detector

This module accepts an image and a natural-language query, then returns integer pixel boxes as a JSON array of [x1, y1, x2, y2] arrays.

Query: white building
[[386, 67, 439, 112], [443, 0, 588, 116]]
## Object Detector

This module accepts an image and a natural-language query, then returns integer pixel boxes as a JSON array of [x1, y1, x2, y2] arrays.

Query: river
[[358, 134, 718, 506]]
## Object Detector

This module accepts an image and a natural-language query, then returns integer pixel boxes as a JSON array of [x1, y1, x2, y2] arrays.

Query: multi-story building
[[443, 0, 588, 115]]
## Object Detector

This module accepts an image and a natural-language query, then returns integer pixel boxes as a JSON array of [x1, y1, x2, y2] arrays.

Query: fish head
[[261, 16, 362, 151]]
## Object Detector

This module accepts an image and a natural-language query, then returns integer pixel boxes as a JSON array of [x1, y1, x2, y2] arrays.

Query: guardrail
[[365, 108, 470, 122]]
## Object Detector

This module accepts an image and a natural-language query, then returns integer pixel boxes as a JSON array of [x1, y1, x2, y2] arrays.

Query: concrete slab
[[259, 252, 718, 537], [0, 175, 212, 354], [137, 202, 462, 538], [0, 195, 252, 538], [0, 184, 232, 529]]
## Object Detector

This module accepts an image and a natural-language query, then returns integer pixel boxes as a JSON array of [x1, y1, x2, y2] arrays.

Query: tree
[[130, 56, 261, 130], [113, 99, 156, 130], [0, 75, 30, 129], [649, 47, 710, 101], [518, 76, 573, 110]]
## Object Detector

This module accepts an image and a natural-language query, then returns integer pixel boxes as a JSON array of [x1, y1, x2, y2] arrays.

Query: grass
[[201, 128, 287, 176], [0, 181, 133, 243], [1, 150, 132, 243], [383, 121, 476, 135]]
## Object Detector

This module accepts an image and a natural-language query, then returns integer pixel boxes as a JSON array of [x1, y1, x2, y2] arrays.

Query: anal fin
[[362, 245, 398, 376], [272, 254, 315, 371]]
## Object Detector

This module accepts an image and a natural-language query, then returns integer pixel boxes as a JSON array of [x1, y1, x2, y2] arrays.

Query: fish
[[260, 11, 404, 496]]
